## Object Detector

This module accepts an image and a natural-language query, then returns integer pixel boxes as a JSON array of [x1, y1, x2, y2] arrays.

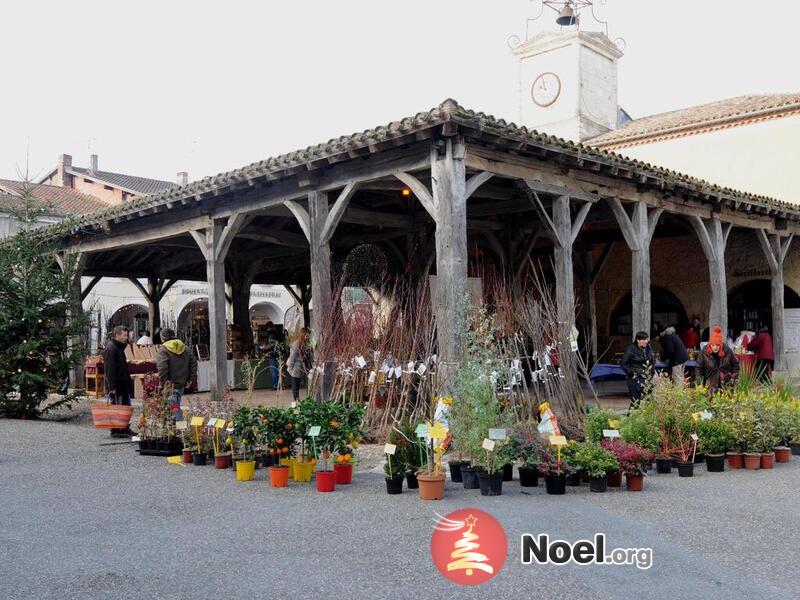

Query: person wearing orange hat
[[695, 325, 739, 391]]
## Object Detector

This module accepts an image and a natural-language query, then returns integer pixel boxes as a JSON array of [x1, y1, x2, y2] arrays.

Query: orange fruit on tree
[[309, 458, 317, 466], [276, 438, 284, 445], [286, 423, 293, 430], [269, 449, 276, 455], [336, 455, 345, 463], [281, 447, 289, 454], [344, 454, 351, 462], [330, 420, 339, 429], [323, 451, 331, 459]]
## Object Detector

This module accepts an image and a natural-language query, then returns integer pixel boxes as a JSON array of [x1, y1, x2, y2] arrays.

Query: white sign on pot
[[488, 428, 507, 440], [603, 429, 620, 438], [384, 443, 397, 455], [308, 426, 321, 437], [482, 438, 496, 451], [415, 423, 428, 438]]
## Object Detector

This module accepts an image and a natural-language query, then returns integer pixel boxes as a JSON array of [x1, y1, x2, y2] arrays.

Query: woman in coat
[[696, 325, 739, 391], [286, 327, 311, 401], [746, 325, 775, 380]]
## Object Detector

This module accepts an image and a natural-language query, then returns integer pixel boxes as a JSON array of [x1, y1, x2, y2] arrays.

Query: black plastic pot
[[192, 452, 207, 466], [448, 460, 469, 483], [157, 440, 169, 452], [693, 452, 705, 464], [406, 472, 419, 489], [138, 440, 147, 452], [656, 458, 673, 474], [545, 474, 566, 495], [791, 443, 800, 456], [565, 472, 581, 486], [589, 475, 608, 493], [385, 476, 404, 495], [705, 453, 725, 472], [518, 465, 539, 487], [461, 466, 483, 490], [677, 461, 694, 477], [502, 463, 513, 481], [478, 471, 504, 496]]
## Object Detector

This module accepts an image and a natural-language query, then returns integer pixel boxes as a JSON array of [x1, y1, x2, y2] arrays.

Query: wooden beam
[[321, 182, 359, 243], [284, 200, 311, 242], [66, 216, 212, 254], [80, 275, 102, 301], [465, 171, 493, 199], [394, 171, 436, 219]]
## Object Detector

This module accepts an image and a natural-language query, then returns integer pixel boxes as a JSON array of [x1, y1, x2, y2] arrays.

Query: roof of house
[[68, 166, 176, 196], [34, 98, 800, 242], [588, 93, 800, 149], [0, 179, 108, 216]]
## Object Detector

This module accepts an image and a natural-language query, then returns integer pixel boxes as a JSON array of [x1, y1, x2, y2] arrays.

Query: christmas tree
[[0, 179, 87, 417], [447, 514, 494, 576]]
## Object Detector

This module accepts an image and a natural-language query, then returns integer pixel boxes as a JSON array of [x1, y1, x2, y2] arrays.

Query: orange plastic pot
[[334, 462, 353, 485], [727, 452, 743, 469], [269, 466, 290, 488], [744, 453, 761, 470], [774, 447, 791, 463], [316, 470, 336, 492], [417, 473, 446, 500], [625, 474, 644, 492], [760, 452, 775, 470]]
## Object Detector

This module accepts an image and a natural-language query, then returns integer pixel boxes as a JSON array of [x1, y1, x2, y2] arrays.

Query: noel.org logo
[[430, 508, 508, 586]]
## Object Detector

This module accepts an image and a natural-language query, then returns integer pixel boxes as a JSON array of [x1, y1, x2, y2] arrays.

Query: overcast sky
[[2, 0, 799, 183]]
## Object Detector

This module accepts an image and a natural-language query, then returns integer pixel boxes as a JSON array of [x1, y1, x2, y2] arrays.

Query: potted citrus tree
[[232, 407, 261, 481], [262, 406, 293, 488], [333, 404, 364, 485]]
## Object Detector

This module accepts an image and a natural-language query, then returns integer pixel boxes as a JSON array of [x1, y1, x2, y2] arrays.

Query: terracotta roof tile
[[588, 94, 800, 148], [0, 179, 109, 216], [69, 167, 176, 195]]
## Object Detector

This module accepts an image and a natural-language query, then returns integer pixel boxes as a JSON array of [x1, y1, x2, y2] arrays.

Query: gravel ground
[[1, 418, 798, 600]]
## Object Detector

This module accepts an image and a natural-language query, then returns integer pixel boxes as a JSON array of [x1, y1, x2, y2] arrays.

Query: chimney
[[57, 154, 73, 188], [176, 171, 188, 186], [89, 154, 98, 174]]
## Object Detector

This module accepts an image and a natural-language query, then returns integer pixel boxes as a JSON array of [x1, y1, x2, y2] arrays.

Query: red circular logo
[[430, 508, 507, 585]]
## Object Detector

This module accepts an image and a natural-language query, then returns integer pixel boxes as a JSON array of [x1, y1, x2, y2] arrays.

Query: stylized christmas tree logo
[[446, 514, 494, 576]]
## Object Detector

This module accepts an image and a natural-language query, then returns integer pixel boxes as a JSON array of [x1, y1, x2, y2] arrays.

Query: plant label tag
[[431, 354, 437, 364], [482, 438, 496, 451], [176, 420, 188, 431], [384, 443, 397, 455], [428, 423, 447, 440], [549, 435, 568, 446], [355, 355, 366, 368], [190, 416, 204, 427], [417, 363, 427, 376], [226, 427, 234, 433], [701, 410, 713, 420], [207, 418, 218, 427], [603, 429, 620, 438], [368, 371, 377, 384], [214, 420, 226, 429], [571, 340, 579, 352], [395, 366, 403, 379], [290, 401, 297, 408], [489, 428, 507, 440], [691, 412, 701, 422], [415, 424, 428, 438], [608, 419, 621, 429], [407, 361, 415, 371], [131, 435, 141, 442], [308, 426, 321, 437], [691, 433, 699, 441]]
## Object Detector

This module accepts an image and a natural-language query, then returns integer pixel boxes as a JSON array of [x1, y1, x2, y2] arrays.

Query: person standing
[[696, 325, 739, 391], [681, 316, 701, 351], [746, 325, 775, 380], [621, 331, 654, 411], [156, 328, 198, 420], [659, 325, 689, 386], [103, 325, 135, 438], [136, 330, 152, 346], [286, 327, 311, 401]]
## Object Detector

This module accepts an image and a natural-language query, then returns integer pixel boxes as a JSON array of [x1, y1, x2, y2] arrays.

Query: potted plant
[[755, 401, 778, 469], [211, 419, 232, 469], [232, 407, 260, 481], [574, 443, 619, 493], [602, 439, 652, 491], [417, 420, 448, 500], [291, 403, 315, 482], [262, 406, 293, 488], [735, 407, 762, 470], [298, 398, 346, 492], [584, 409, 622, 443], [697, 418, 731, 472], [333, 404, 364, 485], [477, 437, 506, 497], [561, 441, 582, 486], [771, 401, 793, 463], [509, 422, 544, 487], [538, 450, 566, 495], [383, 436, 406, 494]]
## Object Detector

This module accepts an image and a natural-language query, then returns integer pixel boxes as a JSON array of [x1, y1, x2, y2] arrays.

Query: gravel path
[[1, 418, 797, 600]]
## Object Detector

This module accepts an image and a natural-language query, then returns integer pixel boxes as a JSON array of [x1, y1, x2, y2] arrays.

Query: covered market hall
[[43, 99, 800, 398]]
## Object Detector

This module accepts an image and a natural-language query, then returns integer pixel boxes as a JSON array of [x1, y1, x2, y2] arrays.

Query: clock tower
[[513, 30, 623, 142]]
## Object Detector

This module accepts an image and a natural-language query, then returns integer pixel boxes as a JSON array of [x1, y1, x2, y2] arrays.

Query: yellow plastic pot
[[236, 460, 256, 482], [293, 460, 314, 482], [280, 457, 296, 479]]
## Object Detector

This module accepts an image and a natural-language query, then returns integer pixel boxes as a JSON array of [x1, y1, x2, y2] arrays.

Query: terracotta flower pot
[[760, 452, 775, 470], [743, 453, 761, 470], [727, 452, 744, 469], [315, 470, 336, 492], [334, 462, 353, 485], [774, 446, 792, 463], [214, 454, 231, 469], [269, 465, 290, 487], [606, 470, 622, 487], [625, 473, 644, 492], [417, 473, 446, 500], [182, 449, 194, 464]]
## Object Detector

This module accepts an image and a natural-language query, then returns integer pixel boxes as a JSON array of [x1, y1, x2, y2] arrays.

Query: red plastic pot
[[182, 449, 193, 464], [269, 466, 290, 488], [727, 452, 743, 469], [334, 462, 353, 485], [760, 452, 775, 470], [774, 447, 791, 463], [625, 474, 644, 492], [743, 453, 761, 470], [316, 470, 336, 493], [215, 454, 231, 469]]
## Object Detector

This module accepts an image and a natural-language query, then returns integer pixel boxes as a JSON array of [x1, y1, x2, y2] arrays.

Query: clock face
[[531, 72, 561, 107]]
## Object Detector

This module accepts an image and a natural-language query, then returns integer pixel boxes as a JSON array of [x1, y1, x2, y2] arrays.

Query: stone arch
[[727, 279, 800, 335], [609, 286, 689, 337]]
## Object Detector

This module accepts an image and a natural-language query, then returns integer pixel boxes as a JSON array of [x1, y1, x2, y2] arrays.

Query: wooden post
[[690, 216, 732, 336], [229, 261, 260, 354], [756, 230, 794, 371], [147, 276, 160, 337], [308, 190, 332, 353], [610, 200, 663, 336], [56, 252, 86, 390]]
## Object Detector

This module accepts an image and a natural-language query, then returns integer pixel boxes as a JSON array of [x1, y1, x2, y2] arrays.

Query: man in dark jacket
[[621, 331, 654, 411], [103, 325, 134, 437], [156, 328, 198, 419], [659, 326, 689, 387]]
